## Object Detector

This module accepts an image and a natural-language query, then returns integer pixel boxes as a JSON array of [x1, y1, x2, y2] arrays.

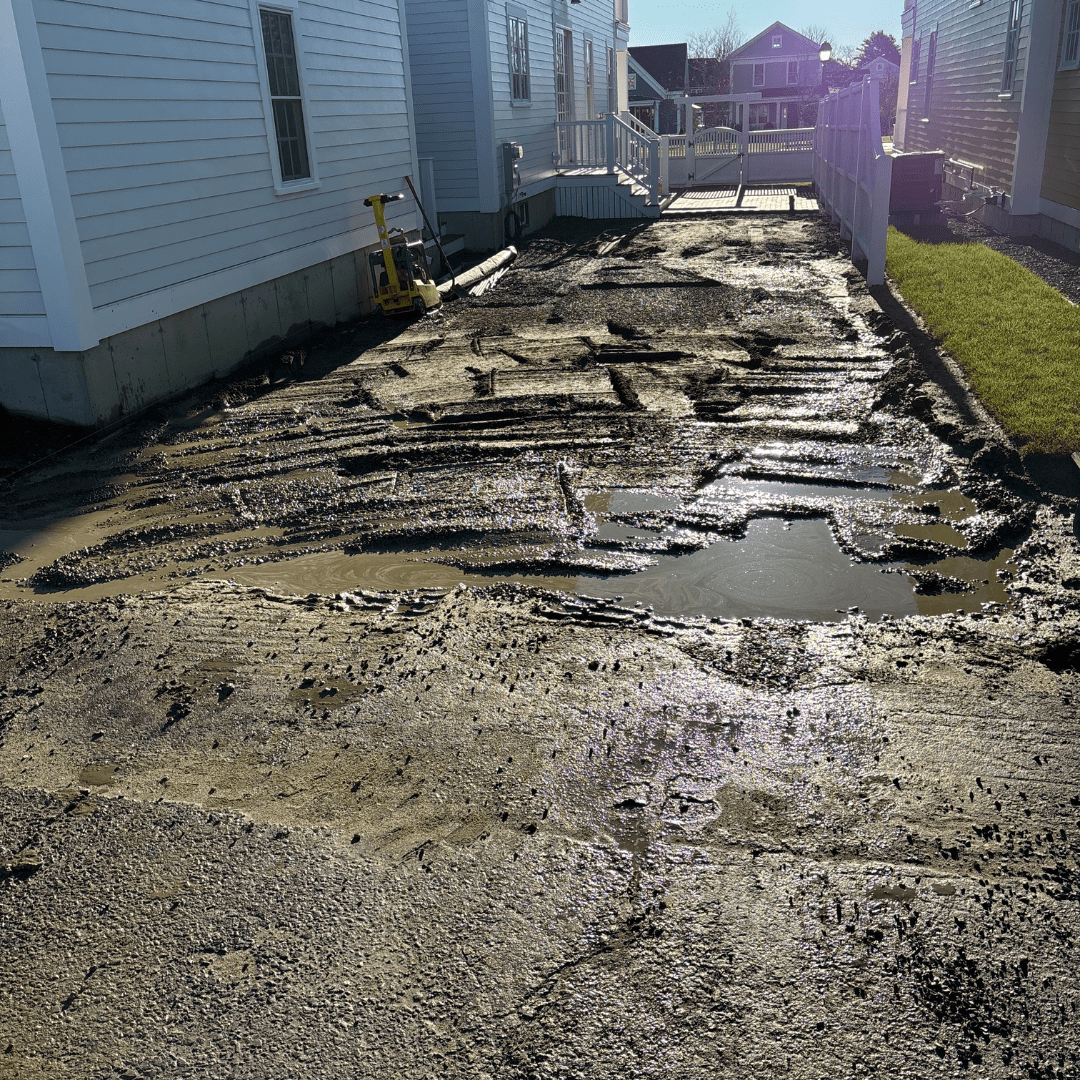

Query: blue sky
[[627, 1, 901, 53]]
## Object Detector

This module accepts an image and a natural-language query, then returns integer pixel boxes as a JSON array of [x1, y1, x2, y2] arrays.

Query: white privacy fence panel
[[813, 77, 893, 286]]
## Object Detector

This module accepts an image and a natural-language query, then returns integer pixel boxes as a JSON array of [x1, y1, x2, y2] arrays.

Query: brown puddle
[[79, 764, 119, 787]]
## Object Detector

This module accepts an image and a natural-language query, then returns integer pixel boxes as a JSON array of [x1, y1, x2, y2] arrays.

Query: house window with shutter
[[909, 36, 921, 83], [787, 60, 799, 84], [607, 46, 616, 112], [753, 63, 765, 86], [509, 15, 530, 100], [1001, 0, 1022, 92], [259, 8, 311, 183], [1063, 0, 1080, 68]]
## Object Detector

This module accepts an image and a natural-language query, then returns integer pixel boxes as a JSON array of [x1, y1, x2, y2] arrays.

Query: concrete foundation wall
[[440, 188, 555, 253], [0, 246, 376, 428], [943, 179, 1080, 256]]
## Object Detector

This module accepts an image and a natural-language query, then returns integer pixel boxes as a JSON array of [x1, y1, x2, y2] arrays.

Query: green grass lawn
[[885, 226, 1080, 454]]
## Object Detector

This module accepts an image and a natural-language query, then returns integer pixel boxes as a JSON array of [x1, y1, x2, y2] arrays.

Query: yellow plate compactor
[[363, 192, 442, 316]]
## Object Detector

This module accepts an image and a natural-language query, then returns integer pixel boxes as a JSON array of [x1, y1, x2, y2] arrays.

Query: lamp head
[[819, 41, 832, 62]]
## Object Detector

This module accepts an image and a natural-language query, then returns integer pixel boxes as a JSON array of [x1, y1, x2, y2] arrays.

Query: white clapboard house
[[404, 0, 658, 251], [0, 0, 422, 427]]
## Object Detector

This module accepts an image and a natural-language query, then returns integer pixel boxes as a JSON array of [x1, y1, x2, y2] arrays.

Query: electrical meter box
[[502, 142, 523, 199]]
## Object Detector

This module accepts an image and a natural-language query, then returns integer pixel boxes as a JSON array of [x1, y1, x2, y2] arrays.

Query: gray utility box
[[888, 150, 946, 215]]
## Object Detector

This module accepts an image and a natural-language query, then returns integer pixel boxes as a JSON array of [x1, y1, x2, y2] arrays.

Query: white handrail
[[555, 114, 661, 205], [618, 110, 659, 141], [812, 77, 892, 286]]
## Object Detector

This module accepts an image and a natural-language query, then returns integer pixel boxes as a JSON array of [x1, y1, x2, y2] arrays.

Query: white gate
[[813, 76, 893, 286], [664, 126, 815, 190]]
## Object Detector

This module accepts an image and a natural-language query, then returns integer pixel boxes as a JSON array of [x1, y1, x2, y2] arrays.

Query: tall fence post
[[606, 112, 616, 175], [648, 137, 659, 204], [812, 75, 892, 287], [659, 135, 669, 195]]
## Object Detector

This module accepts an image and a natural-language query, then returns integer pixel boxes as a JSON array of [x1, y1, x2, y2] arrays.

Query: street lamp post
[[818, 41, 832, 97]]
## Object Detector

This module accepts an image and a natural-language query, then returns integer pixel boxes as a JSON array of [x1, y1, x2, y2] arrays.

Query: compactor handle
[[363, 192, 405, 207]]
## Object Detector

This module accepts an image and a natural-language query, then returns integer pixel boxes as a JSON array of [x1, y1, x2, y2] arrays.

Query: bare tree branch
[[687, 7, 745, 61]]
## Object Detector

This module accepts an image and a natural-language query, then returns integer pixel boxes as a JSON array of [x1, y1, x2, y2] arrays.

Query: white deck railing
[[618, 110, 659, 141], [555, 113, 659, 205], [813, 77, 893, 286], [557, 119, 607, 169], [749, 127, 814, 153]]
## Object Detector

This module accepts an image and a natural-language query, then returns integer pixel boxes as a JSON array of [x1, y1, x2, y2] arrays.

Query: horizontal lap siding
[[403, 0, 478, 209], [0, 103, 45, 318], [36, 0, 413, 309], [1043, 68, 1080, 210], [489, 0, 619, 202], [902, 0, 1021, 193]]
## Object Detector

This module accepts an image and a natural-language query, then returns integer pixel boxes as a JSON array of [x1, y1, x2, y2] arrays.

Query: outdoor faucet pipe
[[404, 174, 458, 294]]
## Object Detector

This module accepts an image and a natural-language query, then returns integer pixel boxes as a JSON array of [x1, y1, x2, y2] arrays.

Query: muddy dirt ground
[[1, 215, 1079, 1080]]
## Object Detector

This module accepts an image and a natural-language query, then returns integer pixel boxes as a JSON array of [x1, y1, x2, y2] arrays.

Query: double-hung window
[[607, 46, 616, 113], [259, 7, 311, 183], [1063, 0, 1080, 69], [909, 36, 921, 83], [787, 60, 799, 84], [753, 62, 765, 86], [1001, 0, 1022, 92], [923, 30, 937, 116], [509, 14, 530, 100]]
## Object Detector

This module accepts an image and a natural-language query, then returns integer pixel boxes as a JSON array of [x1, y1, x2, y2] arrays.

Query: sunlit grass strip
[[885, 226, 1080, 454]]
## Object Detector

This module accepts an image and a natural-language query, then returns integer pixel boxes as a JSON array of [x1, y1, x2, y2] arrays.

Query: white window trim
[[507, 3, 531, 105], [771, 34, 782, 48], [1061, 0, 1080, 69], [787, 60, 799, 84], [1000, 0, 1022, 93], [752, 62, 765, 86], [250, 0, 320, 196]]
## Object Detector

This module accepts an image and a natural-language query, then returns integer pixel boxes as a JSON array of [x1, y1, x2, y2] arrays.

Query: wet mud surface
[[1, 215, 1079, 1079]]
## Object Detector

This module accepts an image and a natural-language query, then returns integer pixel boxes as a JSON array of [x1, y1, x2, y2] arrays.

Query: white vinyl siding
[[36, 0, 414, 310], [403, 0, 478, 209], [405, 0, 618, 214], [0, 103, 45, 318], [489, 0, 615, 203]]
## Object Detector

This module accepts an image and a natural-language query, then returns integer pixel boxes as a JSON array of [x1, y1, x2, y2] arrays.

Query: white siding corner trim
[[0, 0, 98, 351]]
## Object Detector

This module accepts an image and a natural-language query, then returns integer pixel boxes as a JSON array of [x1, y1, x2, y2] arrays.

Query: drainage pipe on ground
[[438, 247, 518, 300]]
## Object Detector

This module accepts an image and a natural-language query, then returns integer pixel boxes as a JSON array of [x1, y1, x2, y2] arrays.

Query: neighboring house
[[726, 22, 825, 130], [894, 0, 1080, 252], [0, 0, 423, 429], [403, 0, 631, 252], [857, 56, 902, 80], [627, 43, 687, 133]]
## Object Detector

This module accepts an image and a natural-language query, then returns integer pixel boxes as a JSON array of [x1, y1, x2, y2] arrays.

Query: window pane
[[1065, 0, 1079, 64], [272, 98, 310, 181], [261, 10, 301, 97]]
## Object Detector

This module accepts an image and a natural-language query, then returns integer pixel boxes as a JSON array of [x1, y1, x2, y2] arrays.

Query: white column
[[1010, 0, 1058, 216], [0, 0, 97, 351]]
